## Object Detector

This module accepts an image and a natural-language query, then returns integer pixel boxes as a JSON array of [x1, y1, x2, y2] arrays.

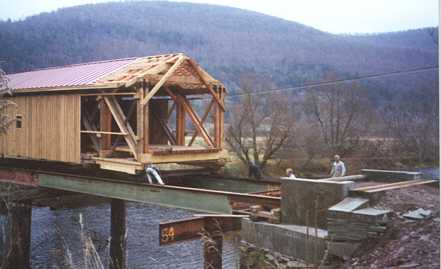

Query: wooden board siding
[[0, 95, 81, 163]]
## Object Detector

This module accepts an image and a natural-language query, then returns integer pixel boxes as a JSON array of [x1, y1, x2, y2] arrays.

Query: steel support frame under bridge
[[0, 169, 280, 268], [36, 173, 280, 213]]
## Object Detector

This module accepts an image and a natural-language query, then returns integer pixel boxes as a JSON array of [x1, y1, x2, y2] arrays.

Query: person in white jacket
[[285, 168, 296, 179], [330, 155, 346, 177]]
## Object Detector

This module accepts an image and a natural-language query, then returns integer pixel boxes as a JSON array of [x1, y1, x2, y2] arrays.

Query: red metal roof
[[6, 58, 138, 90]]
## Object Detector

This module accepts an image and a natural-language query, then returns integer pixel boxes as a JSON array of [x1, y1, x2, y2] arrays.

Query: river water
[[18, 202, 239, 268]]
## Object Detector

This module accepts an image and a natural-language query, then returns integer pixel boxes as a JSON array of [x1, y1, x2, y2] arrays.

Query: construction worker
[[285, 168, 296, 179], [330, 154, 346, 177], [145, 164, 165, 185]]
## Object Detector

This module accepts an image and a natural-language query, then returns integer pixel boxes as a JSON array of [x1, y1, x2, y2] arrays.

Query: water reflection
[[27, 202, 239, 268]]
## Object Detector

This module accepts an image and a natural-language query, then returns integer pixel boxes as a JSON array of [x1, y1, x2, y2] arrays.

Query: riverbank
[[349, 184, 440, 268]]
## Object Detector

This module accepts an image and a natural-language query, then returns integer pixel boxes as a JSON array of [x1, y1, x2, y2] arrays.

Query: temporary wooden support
[[141, 55, 187, 106], [110, 199, 127, 269], [103, 97, 138, 159]]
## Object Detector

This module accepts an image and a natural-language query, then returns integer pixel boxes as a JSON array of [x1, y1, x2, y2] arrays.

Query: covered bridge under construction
[[0, 53, 227, 174]]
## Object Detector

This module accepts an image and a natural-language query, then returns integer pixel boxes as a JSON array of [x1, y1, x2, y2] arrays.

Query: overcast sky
[[0, 0, 438, 33]]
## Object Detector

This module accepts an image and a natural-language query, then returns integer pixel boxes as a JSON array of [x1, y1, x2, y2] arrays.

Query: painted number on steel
[[160, 227, 175, 243]]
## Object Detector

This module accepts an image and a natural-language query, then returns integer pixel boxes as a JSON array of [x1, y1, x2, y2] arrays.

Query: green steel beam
[[181, 176, 279, 193], [37, 174, 280, 214]]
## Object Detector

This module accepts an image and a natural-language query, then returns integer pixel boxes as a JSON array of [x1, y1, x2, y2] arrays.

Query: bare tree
[[304, 74, 372, 155], [226, 75, 293, 176], [0, 68, 16, 134], [382, 85, 439, 164]]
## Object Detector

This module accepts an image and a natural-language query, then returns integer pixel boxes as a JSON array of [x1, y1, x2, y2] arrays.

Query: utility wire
[[222, 65, 438, 99]]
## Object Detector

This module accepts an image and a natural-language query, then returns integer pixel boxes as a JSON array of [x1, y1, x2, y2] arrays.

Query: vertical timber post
[[214, 86, 224, 149], [176, 96, 186, 145], [100, 98, 112, 157], [110, 199, 127, 269], [203, 219, 223, 269], [137, 83, 149, 156], [1, 203, 32, 269]]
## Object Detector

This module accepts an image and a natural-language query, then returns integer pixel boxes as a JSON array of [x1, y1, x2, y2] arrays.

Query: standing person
[[285, 168, 296, 179], [330, 155, 346, 177], [248, 161, 263, 180], [145, 164, 165, 185]]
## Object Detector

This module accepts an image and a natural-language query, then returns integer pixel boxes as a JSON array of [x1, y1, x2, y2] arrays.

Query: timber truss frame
[[79, 54, 226, 165]]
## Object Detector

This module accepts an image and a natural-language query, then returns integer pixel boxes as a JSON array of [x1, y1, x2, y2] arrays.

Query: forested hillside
[[0, 1, 437, 92]]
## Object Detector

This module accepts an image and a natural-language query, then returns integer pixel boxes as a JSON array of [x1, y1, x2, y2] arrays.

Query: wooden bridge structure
[[1, 53, 227, 174]]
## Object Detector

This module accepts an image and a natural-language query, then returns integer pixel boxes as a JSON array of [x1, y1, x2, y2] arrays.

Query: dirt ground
[[349, 184, 440, 268]]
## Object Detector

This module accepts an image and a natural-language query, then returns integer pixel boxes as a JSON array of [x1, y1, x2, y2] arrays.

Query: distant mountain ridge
[[0, 1, 437, 91]]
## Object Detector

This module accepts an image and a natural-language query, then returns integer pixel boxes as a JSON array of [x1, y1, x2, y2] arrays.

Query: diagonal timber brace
[[141, 54, 187, 106], [165, 88, 215, 148], [103, 96, 138, 159], [188, 99, 215, 146], [187, 59, 225, 112]]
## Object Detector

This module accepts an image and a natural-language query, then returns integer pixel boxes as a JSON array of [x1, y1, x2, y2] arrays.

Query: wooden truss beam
[[188, 99, 215, 146], [141, 55, 187, 106], [103, 97, 138, 159], [187, 59, 225, 112], [165, 88, 215, 148]]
